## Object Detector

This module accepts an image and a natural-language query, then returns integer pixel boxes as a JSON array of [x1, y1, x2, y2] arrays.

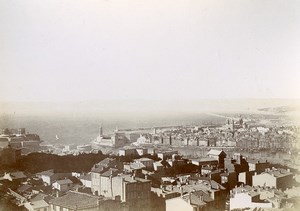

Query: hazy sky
[[1, 0, 300, 102]]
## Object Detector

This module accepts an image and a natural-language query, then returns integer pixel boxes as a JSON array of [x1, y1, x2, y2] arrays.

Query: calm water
[[0, 113, 226, 145]]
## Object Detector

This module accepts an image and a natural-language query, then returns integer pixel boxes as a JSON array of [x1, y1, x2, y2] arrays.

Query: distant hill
[[258, 105, 300, 114]]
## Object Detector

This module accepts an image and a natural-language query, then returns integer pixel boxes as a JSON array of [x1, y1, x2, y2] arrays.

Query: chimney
[[188, 191, 192, 204], [115, 195, 121, 202], [180, 186, 183, 197], [97, 198, 101, 206], [199, 194, 204, 202]]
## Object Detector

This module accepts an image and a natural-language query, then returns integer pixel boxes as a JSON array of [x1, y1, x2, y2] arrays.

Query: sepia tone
[[1, 1, 300, 211]]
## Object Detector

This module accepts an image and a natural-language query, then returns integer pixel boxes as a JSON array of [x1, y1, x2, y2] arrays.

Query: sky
[[0, 0, 300, 102]]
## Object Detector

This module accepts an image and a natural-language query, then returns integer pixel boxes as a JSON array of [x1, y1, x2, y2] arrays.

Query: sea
[[0, 113, 227, 145]]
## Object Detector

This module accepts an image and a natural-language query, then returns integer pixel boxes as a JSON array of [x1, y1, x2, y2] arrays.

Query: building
[[136, 134, 151, 145], [92, 158, 123, 170], [220, 171, 237, 190], [167, 158, 187, 168], [247, 159, 270, 173], [24, 200, 50, 211], [157, 150, 178, 160], [166, 180, 227, 211], [230, 186, 273, 210], [92, 126, 129, 148], [228, 153, 249, 174], [119, 148, 138, 156], [0, 146, 21, 166], [91, 158, 123, 195], [229, 185, 292, 209], [0, 136, 10, 148], [0, 171, 27, 183], [36, 170, 71, 186], [128, 133, 141, 143], [111, 174, 153, 211], [36, 170, 55, 186], [166, 191, 214, 211], [154, 161, 164, 172], [191, 157, 219, 173], [79, 173, 92, 188], [134, 158, 154, 170], [49, 191, 126, 211], [136, 148, 148, 156], [252, 168, 294, 190], [123, 163, 145, 175], [52, 179, 73, 192], [206, 149, 226, 169], [0, 128, 41, 151], [238, 171, 255, 186], [92, 171, 154, 211], [77, 144, 92, 152], [112, 132, 130, 147]]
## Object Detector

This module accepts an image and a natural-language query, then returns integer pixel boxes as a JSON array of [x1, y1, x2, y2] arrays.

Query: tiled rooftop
[[49, 191, 101, 209], [36, 170, 54, 177]]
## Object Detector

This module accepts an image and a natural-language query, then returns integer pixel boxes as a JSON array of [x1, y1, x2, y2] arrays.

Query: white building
[[52, 179, 73, 191], [79, 173, 92, 188], [230, 191, 272, 210]]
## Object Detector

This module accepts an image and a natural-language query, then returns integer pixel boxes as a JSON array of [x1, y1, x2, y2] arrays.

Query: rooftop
[[49, 191, 101, 209], [79, 173, 92, 181], [92, 165, 108, 173], [207, 149, 226, 156], [124, 163, 146, 170], [17, 184, 32, 193], [54, 179, 73, 185], [26, 200, 49, 209], [247, 158, 269, 164], [192, 190, 214, 203], [120, 174, 150, 183], [96, 158, 116, 167], [30, 193, 52, 202], [263, 169, 293, 178], [10, 171, 27, 180], [178, 180, 225, 193], [192, 157, 218, 163], [135, 158, 153, 162], [37, 170, 54, 177], [100, 168, 121, 177]]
